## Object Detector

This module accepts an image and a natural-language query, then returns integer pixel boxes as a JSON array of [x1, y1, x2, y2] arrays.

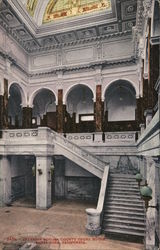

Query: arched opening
[[66, 84, 94, 132], [104, 80, 137, 131], [8, 84, 23, 128], [32, 89, 56, 129]]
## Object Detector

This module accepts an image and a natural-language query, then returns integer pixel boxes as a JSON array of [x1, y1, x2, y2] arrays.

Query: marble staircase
[[103, 173, 146, 243], [52, 130, 106, 179]]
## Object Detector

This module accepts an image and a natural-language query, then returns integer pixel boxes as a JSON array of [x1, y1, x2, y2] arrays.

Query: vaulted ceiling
[[0, 0, 138, 53], [26, 0, 112, 23]]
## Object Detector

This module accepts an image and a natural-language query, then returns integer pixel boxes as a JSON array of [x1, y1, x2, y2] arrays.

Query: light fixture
[[38, 169, 43, 175], [135, 173, 143, 187], [32, 165, 36, 176], [139, 182, 159, 211]]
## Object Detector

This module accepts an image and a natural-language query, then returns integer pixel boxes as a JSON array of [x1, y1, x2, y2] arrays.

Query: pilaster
[[36, 155, 52, 210], [0, 156, 11, 206], [22, 106, 32, 128], [57, 89, 64, 133], [95, 85, 103, 132]]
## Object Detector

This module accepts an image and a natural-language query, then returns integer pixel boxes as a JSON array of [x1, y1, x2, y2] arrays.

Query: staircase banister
[[51, 130, 106, 168], [85, 165, 110, 235], [97, 165, 109, 212]]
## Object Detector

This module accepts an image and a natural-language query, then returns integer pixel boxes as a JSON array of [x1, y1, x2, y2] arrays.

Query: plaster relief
[[64, 46, 94, 64], [32, 53, 57, 67]]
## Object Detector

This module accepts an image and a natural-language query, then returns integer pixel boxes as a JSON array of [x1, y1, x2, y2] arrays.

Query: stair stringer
[[51, 131, 105, 178]]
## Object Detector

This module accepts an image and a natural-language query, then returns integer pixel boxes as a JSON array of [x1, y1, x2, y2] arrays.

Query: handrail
[[51, 129, 106, 169], [86, 165, 109, 235]]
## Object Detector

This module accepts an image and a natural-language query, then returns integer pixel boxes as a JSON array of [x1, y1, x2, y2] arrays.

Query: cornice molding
[[29, 57, 137, 78], [0, 12, 132, 53], [0, 46, 137, 79]]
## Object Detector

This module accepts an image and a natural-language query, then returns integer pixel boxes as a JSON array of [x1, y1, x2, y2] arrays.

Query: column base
[[86, 226, 101, 236], [86, 208, 101, 236], [36, 204, 52, 210]]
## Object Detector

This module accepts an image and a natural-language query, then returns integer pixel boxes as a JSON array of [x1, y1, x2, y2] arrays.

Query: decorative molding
[[143, 0, 152, 18], [0, 0, 136, 54]]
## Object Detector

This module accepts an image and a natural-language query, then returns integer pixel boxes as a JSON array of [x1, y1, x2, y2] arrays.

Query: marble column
[[0, 95, 3, 132], [36, 155, 52, 210], [57, 89, 64, 133], [95, 85, 103, 132], [136, 97, 144, 126], [144, 109, 153, 126], [145, 157, 160, 250], [22, 106, 32, 128], [149, 44, 159, 110], [148, 19, 159, 110], [3, 78, 8, 129], [0, 156, 11, 206]]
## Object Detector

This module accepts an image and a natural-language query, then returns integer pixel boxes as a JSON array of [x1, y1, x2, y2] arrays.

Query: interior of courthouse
[[0, 0, 160, 249]]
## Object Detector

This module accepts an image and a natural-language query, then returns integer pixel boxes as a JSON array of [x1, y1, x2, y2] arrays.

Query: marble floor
[[0, 200, 144, 250]]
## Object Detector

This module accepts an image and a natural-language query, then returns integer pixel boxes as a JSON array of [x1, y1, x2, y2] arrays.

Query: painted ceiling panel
[[26, 0, 38, 16], [43, 0, 111, 23]]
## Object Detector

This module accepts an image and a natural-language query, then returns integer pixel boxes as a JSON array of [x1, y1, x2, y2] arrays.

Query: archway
[[104, 80, 136, 131], [32, 88, 56, 129], [8, 84, 23, 127], [66, 84, 94, 132]]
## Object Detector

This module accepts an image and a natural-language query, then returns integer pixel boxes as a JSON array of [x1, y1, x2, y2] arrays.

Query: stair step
[[103, 218, 145, 227], [107, 198, 143, 204], [104, 214, 145, 222], [107, 185, 140, 190], [107, 189, 140, 195], [108, 194, 142, 198], [105, 205, 144, 213], [110, 174, 136, 179], [108, 194, 142, 200], [108, 182, 138, 188], [104, 209, 145, 218], [103, 227, 145, 237], [104, 223, 145, 235], [105, 201, 144, 208]]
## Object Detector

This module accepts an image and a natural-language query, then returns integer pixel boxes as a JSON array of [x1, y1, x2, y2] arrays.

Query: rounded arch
[[29, 87, 57, 107], [65, 83, 94, 124], [31, 88, 57, 126], [104, 79, 136, 122], [64, 83, 95, 105], [102, 78, 137, 100], [8, 83, 25, 127], [34, 0, 50, 25], [9, 82, 27, 107]]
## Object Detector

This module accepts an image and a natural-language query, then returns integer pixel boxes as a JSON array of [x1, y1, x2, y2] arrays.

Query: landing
[[0, 200, 144, 249]]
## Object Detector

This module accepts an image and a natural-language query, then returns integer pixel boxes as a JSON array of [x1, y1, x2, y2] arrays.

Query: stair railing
[[51, 130, 106, 171], [85, 165, 109, 235], [86, 165, 109, 235]]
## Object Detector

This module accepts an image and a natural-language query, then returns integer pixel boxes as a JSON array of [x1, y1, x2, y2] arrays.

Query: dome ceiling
[[26, 0, 111, 23]]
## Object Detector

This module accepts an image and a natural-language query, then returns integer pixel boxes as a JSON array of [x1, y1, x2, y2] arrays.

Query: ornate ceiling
[[26, 0, 38, 16], [0, 0, 138, 53], [26, 0, 111, 22], [43, 0, 111, 23]]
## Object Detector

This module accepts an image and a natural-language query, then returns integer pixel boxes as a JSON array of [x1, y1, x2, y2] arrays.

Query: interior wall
[[54, 157, 100, 201], [10, 156, 35, 200]]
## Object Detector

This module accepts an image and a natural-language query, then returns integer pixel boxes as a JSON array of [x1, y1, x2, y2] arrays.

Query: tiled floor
[[0, 200, 144, 250]]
